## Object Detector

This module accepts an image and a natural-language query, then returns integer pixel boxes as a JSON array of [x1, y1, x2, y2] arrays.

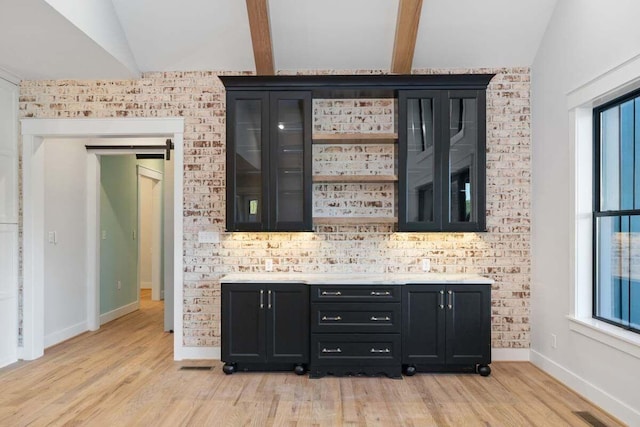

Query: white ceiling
[[0, 0, 558, 82]]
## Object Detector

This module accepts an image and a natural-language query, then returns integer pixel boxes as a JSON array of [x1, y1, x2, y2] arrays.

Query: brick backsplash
[[19, 67, 531, 349]]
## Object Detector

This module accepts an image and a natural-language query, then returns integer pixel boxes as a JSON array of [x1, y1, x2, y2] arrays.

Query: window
[[594, 89, 640, 332]]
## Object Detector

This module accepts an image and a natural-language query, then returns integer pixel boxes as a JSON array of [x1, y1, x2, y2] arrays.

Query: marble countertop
[[219, 272, 493, 285]]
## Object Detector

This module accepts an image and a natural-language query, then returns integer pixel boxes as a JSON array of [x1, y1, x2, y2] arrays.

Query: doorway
[[21, 118, 186, 361], [137, 165, 163, 302]]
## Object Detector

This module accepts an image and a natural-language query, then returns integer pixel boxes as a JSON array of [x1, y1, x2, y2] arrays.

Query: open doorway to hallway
[[98, 154, 166, 325]]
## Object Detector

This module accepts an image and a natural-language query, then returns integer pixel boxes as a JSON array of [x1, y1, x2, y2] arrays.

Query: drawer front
[[311, 303, 401, 333], [311, 285, 400, 302], [311, 334, 401, 366]]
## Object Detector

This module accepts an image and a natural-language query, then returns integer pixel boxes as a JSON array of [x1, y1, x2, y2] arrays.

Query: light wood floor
[[0, 293, 623, 427]]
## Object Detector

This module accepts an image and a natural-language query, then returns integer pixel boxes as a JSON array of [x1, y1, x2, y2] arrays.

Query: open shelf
[[312, 132, 398, 144], [312, 175, 398, 183], [313, 216, 398, 225]]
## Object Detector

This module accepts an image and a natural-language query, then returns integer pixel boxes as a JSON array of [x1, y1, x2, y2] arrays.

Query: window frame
[[592, 87, 640, 333]]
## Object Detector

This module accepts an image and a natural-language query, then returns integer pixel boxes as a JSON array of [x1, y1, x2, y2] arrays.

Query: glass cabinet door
[[270, 92, 311, 231], [399, 91, 442, 231], [227, 92, 269, 231], [444, 90, 486, 231], [399, 89, 486, 232]]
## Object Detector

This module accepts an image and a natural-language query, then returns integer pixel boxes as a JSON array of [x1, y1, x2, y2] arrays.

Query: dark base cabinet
[[309, 285, 403, 379], [402, 284, 492, 376], [221, 283, 309, 374], [221, 280, 492, 378]]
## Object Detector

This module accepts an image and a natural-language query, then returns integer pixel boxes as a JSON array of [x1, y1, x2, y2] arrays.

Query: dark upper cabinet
[[222, 74, 492, 232], [226, 90, 312, 231], [399, 88, 487, 232], [402, 284, 491, 371]]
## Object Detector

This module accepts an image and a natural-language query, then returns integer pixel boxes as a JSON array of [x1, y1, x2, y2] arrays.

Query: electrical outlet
[[198, 231, 220, 244], [551, 334, 557, 349], [421, 258, 431, 272], [265, 259, 273, 272], [101, 230, 107, 240], [117, 280, 122, 290]]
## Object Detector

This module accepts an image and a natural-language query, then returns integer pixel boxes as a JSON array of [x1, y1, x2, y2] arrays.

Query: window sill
[[567, 315, 640, 360]]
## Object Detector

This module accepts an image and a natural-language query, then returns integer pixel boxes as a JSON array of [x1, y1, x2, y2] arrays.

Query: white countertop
[[219, 273, 493, 285]]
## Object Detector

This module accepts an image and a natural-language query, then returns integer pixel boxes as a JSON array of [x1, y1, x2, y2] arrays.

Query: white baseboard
[[492, 348, 530, 361], [44, 321, 88, 348], [175, 346, 220, 361], [100, 301, 139, 325], [140, 281, 152, 289], [531, 350, 640, 426], [172, 347, 528, 363], [0, 355, 18, 369]]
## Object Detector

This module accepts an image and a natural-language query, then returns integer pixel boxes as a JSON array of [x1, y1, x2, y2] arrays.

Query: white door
[[0, 78, 18, 368]]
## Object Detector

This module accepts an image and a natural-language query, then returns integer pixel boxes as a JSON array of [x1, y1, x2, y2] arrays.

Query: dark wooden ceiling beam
[[246, 0, 275, 75], [391, 0, 424, 74]]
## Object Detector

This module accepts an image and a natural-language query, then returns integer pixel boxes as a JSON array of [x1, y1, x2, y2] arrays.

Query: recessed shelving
[[312, 132, 398, 144], [312, 175, 398, 183]]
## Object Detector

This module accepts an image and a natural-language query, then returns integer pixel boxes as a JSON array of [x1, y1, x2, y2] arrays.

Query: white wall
[[44, 139, 88, 347], [0, 78, 18, 367], [531, 1, 640, 424]]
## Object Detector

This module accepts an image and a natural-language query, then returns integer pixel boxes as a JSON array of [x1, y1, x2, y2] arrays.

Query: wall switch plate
[[48, 231, 57, 244], [101, 230, 107, 240], [422, 258, 431, 272], [198, 231, 220, 244], [265, 259, 273, 272], [551, 333, 557, 349], [117, 280, 122, 290]]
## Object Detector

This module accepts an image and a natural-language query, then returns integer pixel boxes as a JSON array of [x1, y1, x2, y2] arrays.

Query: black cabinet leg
[[222, 363, 236, 375], [404, 365, 417, 376], [294, 364, 306, 375], [478, 364, 491, 377]]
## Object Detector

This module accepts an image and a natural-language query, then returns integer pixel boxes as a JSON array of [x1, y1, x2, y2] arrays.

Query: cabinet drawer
[[311, 285, 400, 302], [311, 303, 401, 333], [311, 334, 401, 366]]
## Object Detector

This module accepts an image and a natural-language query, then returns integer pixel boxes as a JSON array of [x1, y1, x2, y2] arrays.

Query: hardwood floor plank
[[0, 293, 625, 427]]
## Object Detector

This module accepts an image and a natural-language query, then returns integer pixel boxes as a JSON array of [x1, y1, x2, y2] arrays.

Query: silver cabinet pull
[[322, 348, 342, 353], [268, 290, 272, 309], [370, 316, 391, 321], [439, 290, 445, 309], [370, 348, 391, 353], [447, 290, 453, 309], [321, 291, 342, 296], [370, 291, 391, 296], [260, 289, 264, 309], [321, 315, 342, 321]]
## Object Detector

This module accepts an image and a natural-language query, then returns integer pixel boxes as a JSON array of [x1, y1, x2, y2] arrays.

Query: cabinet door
[[221, 283, 266, 363], [269, 92, 312, 231], [442, 90, 486, 231], [266, 283, 309, 363], [226, 92, 270, 231], [398, 91, 444, 231], [402, 285, 446, 365], [445, 284, 491, 365]]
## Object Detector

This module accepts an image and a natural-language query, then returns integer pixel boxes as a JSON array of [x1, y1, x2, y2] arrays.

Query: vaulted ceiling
[[0, 0, 558, 83]]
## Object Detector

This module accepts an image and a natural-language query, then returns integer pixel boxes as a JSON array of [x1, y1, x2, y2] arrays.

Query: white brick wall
[[19, 67, 531, 349]]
